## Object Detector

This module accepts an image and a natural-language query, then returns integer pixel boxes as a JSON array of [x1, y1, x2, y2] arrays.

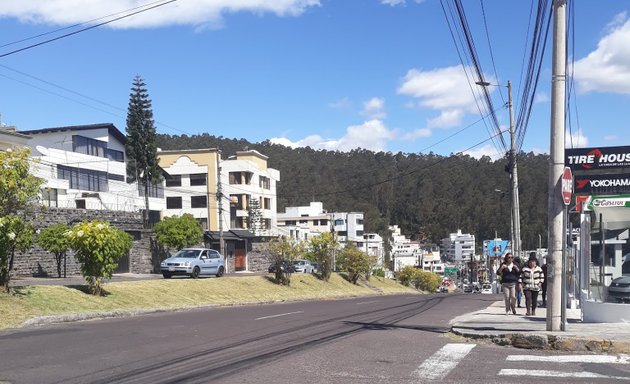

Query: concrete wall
[[12, 208, 161, 277]]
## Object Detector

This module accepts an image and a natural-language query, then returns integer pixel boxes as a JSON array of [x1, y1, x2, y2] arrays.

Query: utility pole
[[217, 152, 226, 272], [508, 80, 521, 262], [547, 0, 567, 332]]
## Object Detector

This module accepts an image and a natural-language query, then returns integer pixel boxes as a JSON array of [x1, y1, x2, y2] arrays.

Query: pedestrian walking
[[520, 252, 544, 316], [497, 252, 520, 315]]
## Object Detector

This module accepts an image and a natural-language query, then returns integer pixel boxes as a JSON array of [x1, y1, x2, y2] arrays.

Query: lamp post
[[477, 80, 521, 261]]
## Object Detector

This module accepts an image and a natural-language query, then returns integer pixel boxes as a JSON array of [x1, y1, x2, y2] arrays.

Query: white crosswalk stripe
[[499, 368, 630, 380], [414, 343, 476, 381], [507, 354, 630, 364]]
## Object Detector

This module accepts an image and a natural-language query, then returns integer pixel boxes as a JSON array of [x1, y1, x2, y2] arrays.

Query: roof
[[204, 230, 262, 241], [0, 127, 31, 140], [19, 123, 126, 143]]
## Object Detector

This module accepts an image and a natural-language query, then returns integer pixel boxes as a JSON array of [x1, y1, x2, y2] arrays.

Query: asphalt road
[[1, 293, 629, 383]]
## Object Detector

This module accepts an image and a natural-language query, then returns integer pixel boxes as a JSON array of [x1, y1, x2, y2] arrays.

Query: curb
[[451, 327, 630, 353]]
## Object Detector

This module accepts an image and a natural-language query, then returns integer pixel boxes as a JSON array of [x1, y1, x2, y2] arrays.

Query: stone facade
[[12, 208, 161, 277]]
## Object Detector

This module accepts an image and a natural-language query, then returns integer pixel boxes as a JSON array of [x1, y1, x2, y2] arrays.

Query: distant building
[[441, 229, 475, 263], [421, 247, 444, 275], [390, 225, 421, 272], [0, 125, 30, 150]]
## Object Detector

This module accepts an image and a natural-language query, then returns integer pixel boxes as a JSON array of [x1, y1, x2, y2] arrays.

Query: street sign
[[562, 166, 573, 205]]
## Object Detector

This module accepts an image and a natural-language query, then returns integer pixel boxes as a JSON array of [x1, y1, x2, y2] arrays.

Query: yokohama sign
[[565, 145, 630, 170], [574, 173, 630, 195]]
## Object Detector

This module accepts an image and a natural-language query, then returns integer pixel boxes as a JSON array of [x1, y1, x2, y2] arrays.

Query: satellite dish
[[34, 145, 49, 156]]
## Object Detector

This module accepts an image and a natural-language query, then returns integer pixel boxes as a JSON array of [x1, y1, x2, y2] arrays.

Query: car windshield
[[293, 261, 305, 265], [173, 250, 199, 258]]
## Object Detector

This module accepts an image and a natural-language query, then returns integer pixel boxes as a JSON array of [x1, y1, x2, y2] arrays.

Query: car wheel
[[216, 266, 225, 277], [191, 266, 200, 279], [162, 273, 172, 279]]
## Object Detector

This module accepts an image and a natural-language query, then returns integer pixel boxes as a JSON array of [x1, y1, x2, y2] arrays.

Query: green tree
[[414, 270, 441, 292], [37, 223, 71, 278], [125, 75, 161, 229], [153, 214, 204, 252], [0, 147, 43, 291], [0, 216, 34, 292], [65, 221, 133, 296], [307, 232, 339, 282], [266, 236, 304, 285], [337, 242, 374, 284]]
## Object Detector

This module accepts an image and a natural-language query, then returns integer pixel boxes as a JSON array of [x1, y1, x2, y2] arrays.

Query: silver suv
[[292, 259, 314, 273], [160, 248, 225, 278]]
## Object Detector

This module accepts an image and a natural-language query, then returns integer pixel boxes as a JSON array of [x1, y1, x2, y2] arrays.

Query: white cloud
[[328, 97, 352, 110], [534, 91, 550, 103], [566, 129, 589, 148], [574, 13, 630, 94], [270, 119, 395, 152], [402, 128, 431, 140], [397, 66, 480, 110], [427, 109, 464, 129], [381, 0, 405, 5], [361, 97, 386, 119], [462, 144, 504, 160], [0, 0, 322, 29]]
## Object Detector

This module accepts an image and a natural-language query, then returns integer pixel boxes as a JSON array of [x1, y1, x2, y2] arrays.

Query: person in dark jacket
[[540, 262, 548, 306], [497, 252, 520, 315], [514, 256, 523, 308]]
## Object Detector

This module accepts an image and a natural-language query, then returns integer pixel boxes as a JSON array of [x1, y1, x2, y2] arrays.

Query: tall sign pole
[[547, 0, 567, 332]]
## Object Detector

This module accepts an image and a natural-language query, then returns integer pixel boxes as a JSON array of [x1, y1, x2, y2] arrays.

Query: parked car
[[292, 259, 313, 273], [160, 248, 225, 279], [481, 283, 493, 294], [268, 261, 296, 274], [311, 262, 321, 274], [608, 260, 630, 303], [463, 284, 473, 293]]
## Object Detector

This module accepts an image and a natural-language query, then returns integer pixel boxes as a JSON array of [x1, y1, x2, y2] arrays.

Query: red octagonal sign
[[562, 166, 573, 206]]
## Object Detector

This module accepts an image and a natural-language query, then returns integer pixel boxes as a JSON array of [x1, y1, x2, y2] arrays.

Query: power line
[[0, 0, 178, 59]]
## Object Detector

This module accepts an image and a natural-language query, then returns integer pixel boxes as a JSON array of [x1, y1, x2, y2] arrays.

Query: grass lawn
[[0, 273, 419, 330]]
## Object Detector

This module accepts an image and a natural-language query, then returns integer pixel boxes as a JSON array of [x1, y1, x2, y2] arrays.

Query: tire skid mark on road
[[255, 311, 304, 320]]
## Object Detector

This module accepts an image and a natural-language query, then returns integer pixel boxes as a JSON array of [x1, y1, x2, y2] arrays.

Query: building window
[[190, 173, 207, 186], [72, 135, 105, 157], [285, 220, 296, 226], [261, 197, 271, 210], [166, 196, 182, 209], [338, 231, 347, 237], [138, 183, 164, 198], [105, 148, 124, 162], [259, 176, 270, 189], [320, 219, 328, 226], [57, 165, 108, 192], [356, 218, 364, 225], [191, 195, 207, 208], [75, 199, 86, 209], [334, 219, 345, 226], [229, 171, 252, 185], [356, 230, 364, 237], [165, 174, 182, 187], [41, 188, 58, 208], [263, 218, 271, 229]]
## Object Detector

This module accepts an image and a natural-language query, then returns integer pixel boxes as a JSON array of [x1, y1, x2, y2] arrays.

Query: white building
[[441, 229, 475, 263], [421, 248, 444, 275], [390, 225, 421, 272], [277, 202, 370, 249], [0, 126, 30, 150], [21, 123, 165, 215], [359, 232, 385, 268]]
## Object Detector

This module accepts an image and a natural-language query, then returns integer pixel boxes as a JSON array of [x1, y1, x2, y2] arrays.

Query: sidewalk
[[450, 300, 630, 353]]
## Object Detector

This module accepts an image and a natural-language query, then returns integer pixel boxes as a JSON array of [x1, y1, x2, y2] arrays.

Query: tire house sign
[[565, 145, 630, 170]]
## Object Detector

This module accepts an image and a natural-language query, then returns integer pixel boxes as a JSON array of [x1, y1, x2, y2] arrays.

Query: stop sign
[[561, 166, 573, 205]]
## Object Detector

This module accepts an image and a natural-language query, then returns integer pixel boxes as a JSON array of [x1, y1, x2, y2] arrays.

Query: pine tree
[[125, 75, 161, 228]]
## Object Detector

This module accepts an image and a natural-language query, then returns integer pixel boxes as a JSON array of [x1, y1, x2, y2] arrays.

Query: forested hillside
[[157, 133, 549, 251]]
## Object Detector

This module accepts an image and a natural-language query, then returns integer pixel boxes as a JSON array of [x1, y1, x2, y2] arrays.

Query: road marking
[[254, 311, 303, 320], [499, 369, 630, 380], [356, 300, 379, 305], [507, 354, 630, 364], [415, 343, 476, 381]]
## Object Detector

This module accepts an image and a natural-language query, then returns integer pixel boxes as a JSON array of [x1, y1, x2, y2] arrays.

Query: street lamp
[[477, 80, 521, 261]]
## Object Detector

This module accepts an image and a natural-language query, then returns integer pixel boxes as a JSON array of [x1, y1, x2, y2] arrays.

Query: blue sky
[[0, 0, 629, 158]]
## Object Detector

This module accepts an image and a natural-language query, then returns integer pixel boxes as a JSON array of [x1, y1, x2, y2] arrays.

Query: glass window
[[190, 173, 207, 186], [165, 174, 181, 187], [356, 218, 364, 225], [259, 176, 270, 189], [57, 165, 108, 192], [75, 199, 86, 209], [41, 188, 58, 208], [191, 195, 207, 208], [166, 196, 182, 209], [334, 219, 345, 226], [105, 148, 124, 162]]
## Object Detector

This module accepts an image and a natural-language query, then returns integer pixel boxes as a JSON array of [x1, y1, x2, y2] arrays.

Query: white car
[[481, 283, 493, 294], [160, 248, 225, 279], [292, 259, 313, 273]]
